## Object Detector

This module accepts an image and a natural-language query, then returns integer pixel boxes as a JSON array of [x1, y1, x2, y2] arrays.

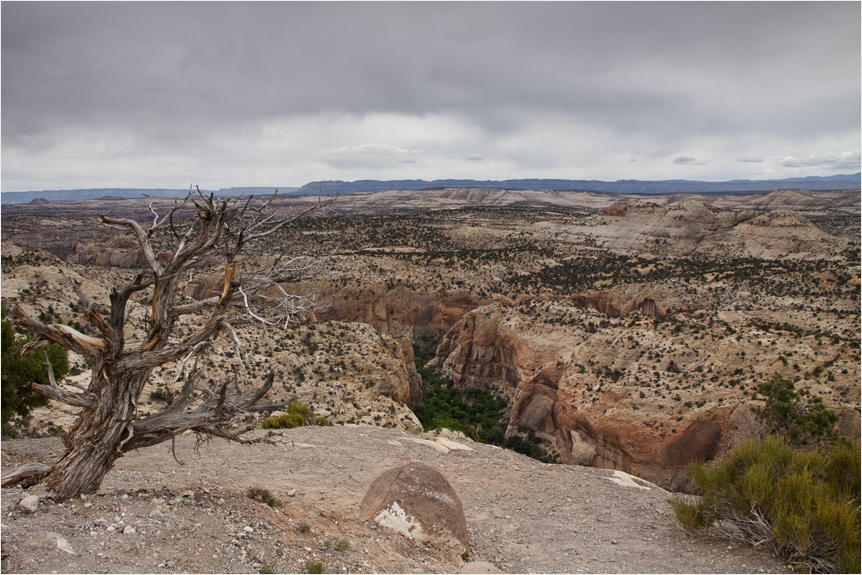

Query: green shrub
[[246, 487, 283, 508], [324, 538, 350, 552], [2, 307, 69, 435], [288, 401, 312, 419], [296, 521, 311, 534], [305, 561, 323, 574], [149, 387, 174, 405], [260, 401, 313, 429], [754, 375, 839, 448], [671, 436, 861, 573]]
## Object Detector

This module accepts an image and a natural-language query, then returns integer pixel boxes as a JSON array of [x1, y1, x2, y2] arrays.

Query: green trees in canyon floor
[[410, 340, 555, 463]]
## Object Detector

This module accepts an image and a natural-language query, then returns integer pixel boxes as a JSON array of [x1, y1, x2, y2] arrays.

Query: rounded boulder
[[359, 461, 468, 557]]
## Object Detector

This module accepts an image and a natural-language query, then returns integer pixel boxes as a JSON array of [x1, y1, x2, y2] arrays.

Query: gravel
[[1, 425, 789, 574]]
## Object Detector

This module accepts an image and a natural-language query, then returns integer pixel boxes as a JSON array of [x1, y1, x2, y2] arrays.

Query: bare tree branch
[[2, 463, 52, 488], [31, 350, 97, 409], [169, 296, 220, 320], [100, 213, 164, 275], [164, 368, 201, 415], [124, 371, 284, 452], [61, 271, 93, 311], [7, 188, 326, 499], [173, 341, 211, 384], [13, 306, 104, 363]]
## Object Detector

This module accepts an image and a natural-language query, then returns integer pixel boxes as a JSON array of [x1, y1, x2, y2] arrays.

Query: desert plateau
[[1, 184, 860, 573]]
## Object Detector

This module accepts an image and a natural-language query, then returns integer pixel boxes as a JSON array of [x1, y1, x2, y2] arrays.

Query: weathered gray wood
[[10, 190, 329, 499], [1, 463, 52, 488]]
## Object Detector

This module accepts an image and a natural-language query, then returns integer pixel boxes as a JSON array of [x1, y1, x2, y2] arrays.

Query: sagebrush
[[246, 487, 282, 508], [261, 401, 325, 429], [671, 436, 860, 573]]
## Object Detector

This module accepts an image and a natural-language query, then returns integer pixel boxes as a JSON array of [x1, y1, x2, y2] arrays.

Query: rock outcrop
[[279, 282, 510, 341], [589, 199, 845, 259], [430, 303, 536, 392], [359, 462, 469, 559], [507, 361, 738, 485], [569, 291, 664, 317], [384, 337, 423, 409], [71, 235, 152, 268]]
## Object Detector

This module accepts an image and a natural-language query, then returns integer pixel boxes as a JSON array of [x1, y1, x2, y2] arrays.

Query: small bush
[[288, 401, 312, 419], [671, 436, 861, 573], [296, 521, 311, 534], [246, 487, 282, 508], [305, 561, 324, 574], [324, 538, 351, 552], [258, 563, 277, 574], [260, 401, 313, 429], [754, 375, 838, 448], [2, 307, 69, 434], [149, 387, 174, 405]]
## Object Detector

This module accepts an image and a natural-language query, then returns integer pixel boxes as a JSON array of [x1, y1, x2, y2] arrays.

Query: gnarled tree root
[[1, 462, 52, 488]]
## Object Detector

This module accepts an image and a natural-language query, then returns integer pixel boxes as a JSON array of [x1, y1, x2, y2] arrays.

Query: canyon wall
[[432, 302, 860, 490], [264, 281, 513, 342]]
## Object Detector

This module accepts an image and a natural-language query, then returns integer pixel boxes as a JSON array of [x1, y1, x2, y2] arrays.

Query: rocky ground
[[2, 425, 788, 574]]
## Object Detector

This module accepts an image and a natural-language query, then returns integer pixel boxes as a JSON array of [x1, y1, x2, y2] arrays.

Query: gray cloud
[[673, 156, 708, 166], [2, 1, 859, 191], [781, 151, 862, 170]]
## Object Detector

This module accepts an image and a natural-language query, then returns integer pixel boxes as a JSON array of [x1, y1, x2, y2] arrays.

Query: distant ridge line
[[295, 175, 861, 195], [2, 174, 859, 204]]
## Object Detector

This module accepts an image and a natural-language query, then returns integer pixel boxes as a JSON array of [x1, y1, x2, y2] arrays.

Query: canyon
[[1, 186, 859, 492]]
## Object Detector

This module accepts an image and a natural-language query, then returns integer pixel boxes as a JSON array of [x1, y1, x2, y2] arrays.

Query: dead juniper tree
[[3, 188, 330, 499]]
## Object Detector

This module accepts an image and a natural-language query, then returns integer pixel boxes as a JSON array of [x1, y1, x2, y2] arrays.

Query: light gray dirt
[[1, 425, 788, 574]]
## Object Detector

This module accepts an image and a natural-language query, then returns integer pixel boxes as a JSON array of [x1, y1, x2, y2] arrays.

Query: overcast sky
[[2, 1, 860, 192]]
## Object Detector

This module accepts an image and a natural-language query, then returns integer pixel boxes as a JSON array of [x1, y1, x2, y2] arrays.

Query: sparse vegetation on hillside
[[1, 192, 858, 500]]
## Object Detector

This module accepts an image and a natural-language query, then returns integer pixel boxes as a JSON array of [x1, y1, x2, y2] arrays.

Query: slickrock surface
[[2, 426, 787, 574], [587, 200, 841, 259]]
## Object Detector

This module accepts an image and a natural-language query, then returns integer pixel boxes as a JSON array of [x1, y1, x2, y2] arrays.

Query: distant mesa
[[295, 174, 862, 196], [28, 198, 50, 205], [2, 174, 859, 204]]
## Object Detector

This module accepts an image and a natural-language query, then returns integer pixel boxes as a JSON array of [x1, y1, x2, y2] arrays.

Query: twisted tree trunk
[[42, 366, 149, 498], [5, 189, 329, 499], [44, 371, 150, 498]]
